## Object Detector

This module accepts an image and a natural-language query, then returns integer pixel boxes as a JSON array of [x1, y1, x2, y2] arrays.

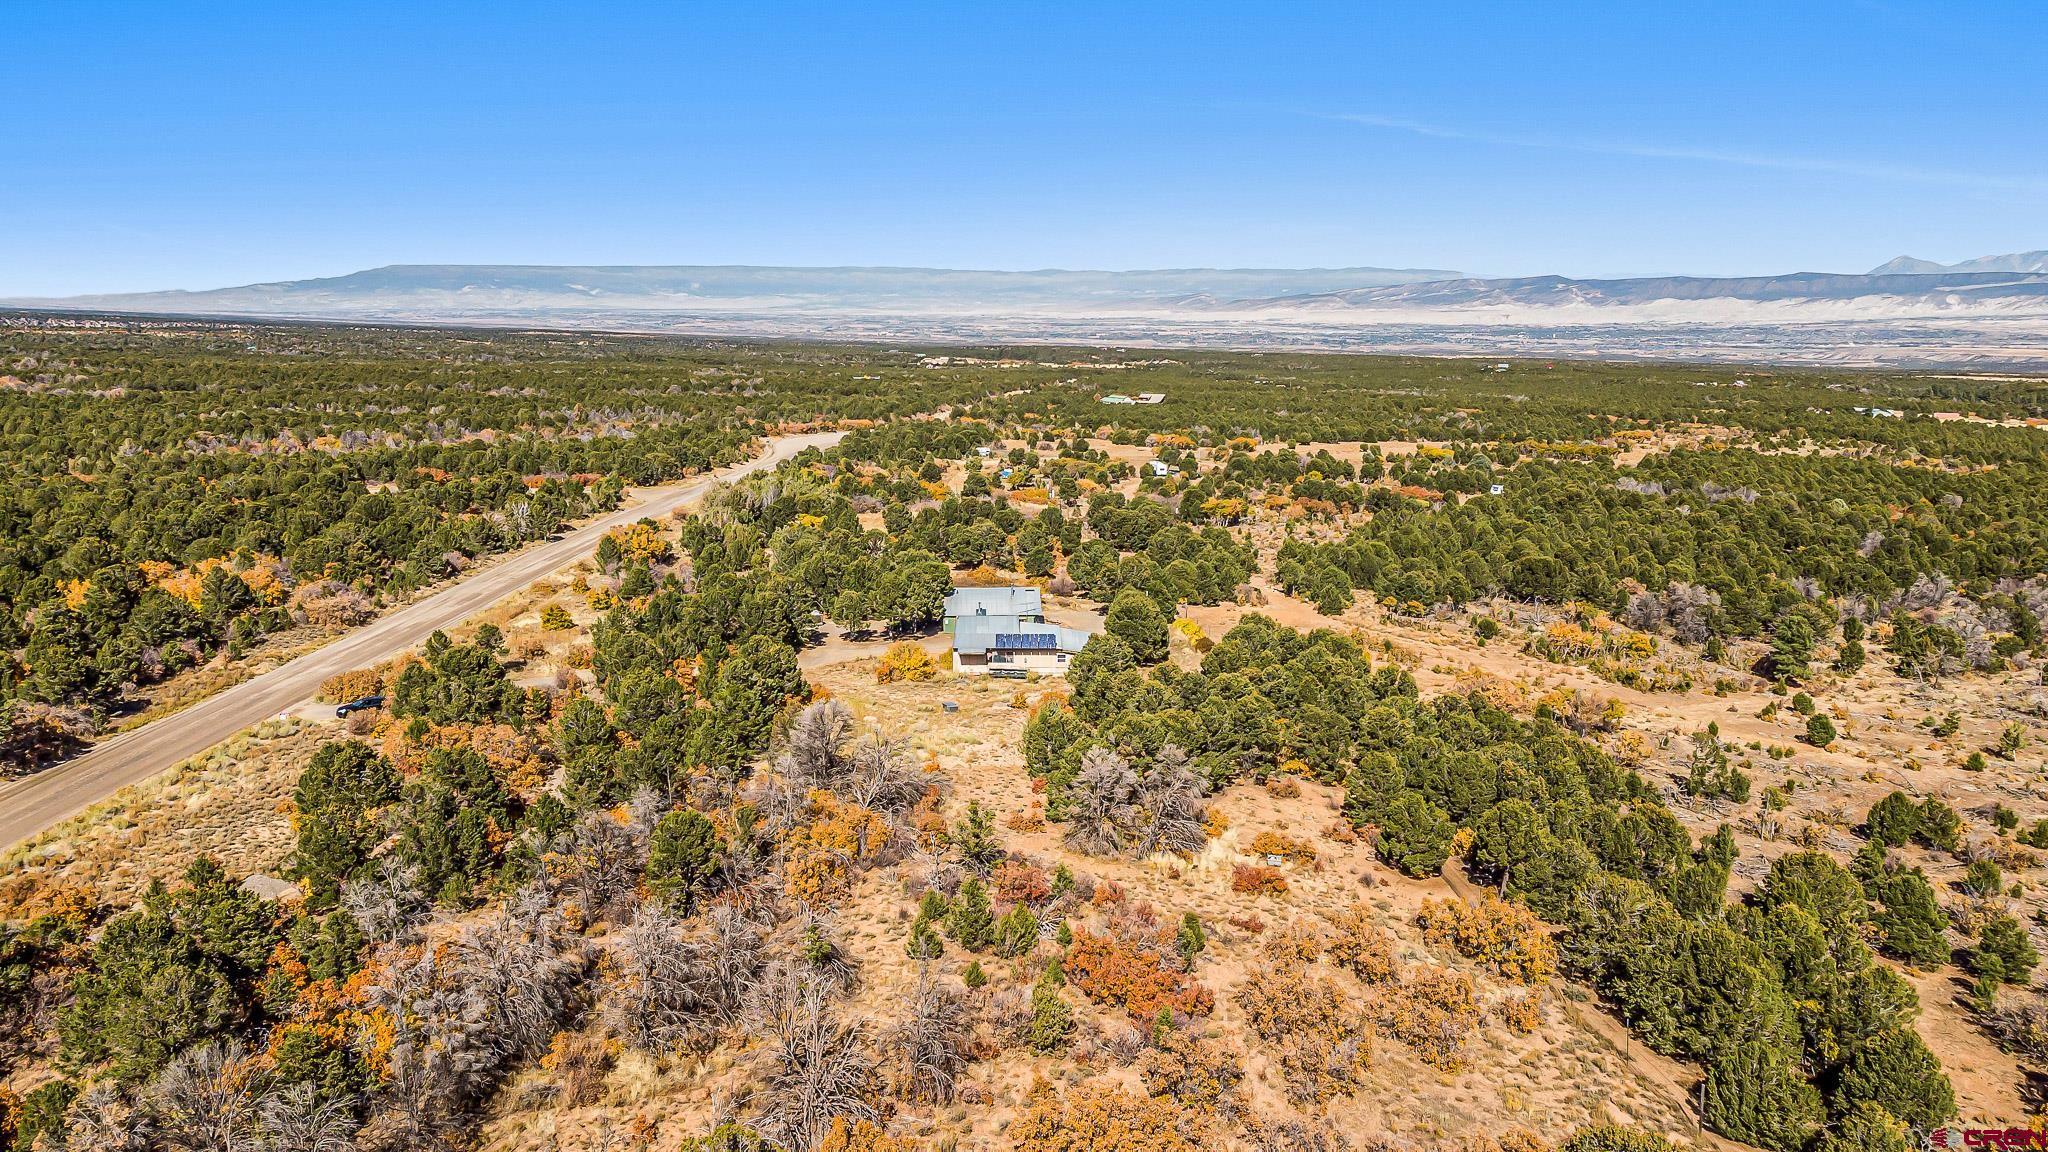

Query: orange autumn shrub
[[1323, 901, 1398, 985], [603, 522, 672, 564], [784, 791, 891, 902], [993, 860, 1051, 904], [1230, 864, 1288, 896], [1064, 927, 1214, 1022], [1416, 895, 1558, 985], [318, 667, 386, 703], [1378, 964, 1483, 1071], [1010, 1081, 1201, 1152], [1264, 774, 1302, 799], [1137, 1028, 1243, 1113], [1234, 936, 1371, 1104], [876, 641, 938, 683], [539, 1030, 618, 1106], [819, 1118, 917, 1152], [1248, 830, 1318, 867], [1496, 988, 1545, 1035]]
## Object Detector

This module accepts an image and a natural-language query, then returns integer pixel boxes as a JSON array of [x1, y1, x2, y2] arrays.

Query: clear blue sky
[[7, 1, 2044, 295]]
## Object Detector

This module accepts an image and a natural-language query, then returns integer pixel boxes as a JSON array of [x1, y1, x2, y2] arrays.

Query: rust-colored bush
[[539, 1030, 618, 1106], [1230, 864, 1289, 897], [1064, 928, 1214, 1023], [1264, 775, 1302, 799], [993, 860, 1051, 904], [1267, 919, 1326, 964], [603, 522, 672, 565]]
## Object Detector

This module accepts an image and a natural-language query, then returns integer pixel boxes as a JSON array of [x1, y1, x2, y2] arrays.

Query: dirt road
[[0, 431, 843, 851]]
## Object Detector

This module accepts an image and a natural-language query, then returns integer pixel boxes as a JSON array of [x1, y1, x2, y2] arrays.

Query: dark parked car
[[335, 694, 386, 719]]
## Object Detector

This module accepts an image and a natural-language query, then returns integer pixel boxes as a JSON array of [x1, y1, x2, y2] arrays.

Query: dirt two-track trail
[[0, 431, 844, 851]]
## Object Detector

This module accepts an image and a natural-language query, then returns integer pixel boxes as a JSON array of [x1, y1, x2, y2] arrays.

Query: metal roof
[[943, 585, 1043, 619], [952, 617, 1094, 656], [952, 616, 1020, 654]]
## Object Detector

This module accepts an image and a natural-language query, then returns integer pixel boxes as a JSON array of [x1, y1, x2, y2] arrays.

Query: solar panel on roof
[[994, 632, 1060, 650]]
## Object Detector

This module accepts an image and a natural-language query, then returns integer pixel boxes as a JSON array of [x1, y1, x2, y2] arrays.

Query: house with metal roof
[[942, 585, 1043, 632], [950, 615, 1094, 676]]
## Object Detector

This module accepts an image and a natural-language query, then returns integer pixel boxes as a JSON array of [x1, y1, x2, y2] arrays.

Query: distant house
[[942, 584, 1094, 674], [1134, 393, 1166, 404], [943, 586, 1043, 632], [1488, 483, 1505, 495], [1147, 460, 1177, 477], [1100, 394, 1137, 405]]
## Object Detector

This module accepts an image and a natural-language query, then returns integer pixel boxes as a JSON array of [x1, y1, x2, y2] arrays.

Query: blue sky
[[6, 1, 2044, 295]]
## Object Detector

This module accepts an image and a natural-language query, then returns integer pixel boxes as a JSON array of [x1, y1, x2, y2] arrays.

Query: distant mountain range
[[1869, 250, 2048, 275], [10, 256, 2048, 370], [15, 264, 1462, 316], [1199, 269, 2048, 316], [17, 257, 2048, 322]]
